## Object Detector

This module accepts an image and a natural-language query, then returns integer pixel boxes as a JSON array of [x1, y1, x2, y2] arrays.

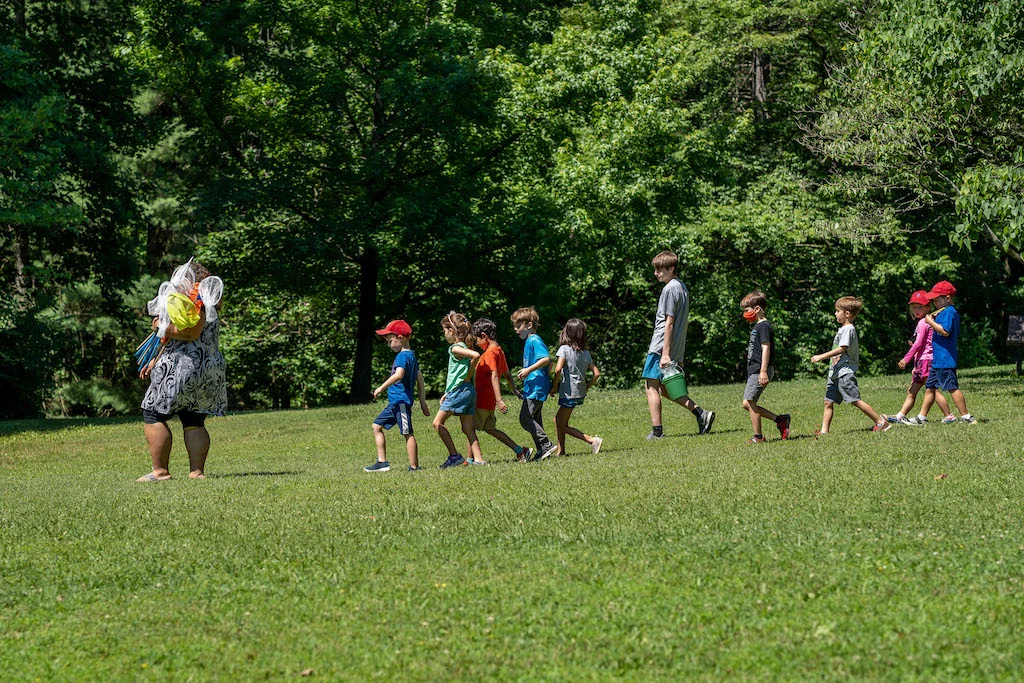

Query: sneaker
[[697, 410, 716, 436], [645, 430, 664, 441], [469, 459, 490, 465], [407, 466, 421, 471], [439, 454, 465, 469], [590, 436, 603, 455], [900, 416, 926, 426], [872, 422, 892, 432], [776, 414, 791, 440], [941, 415, 958, 424], [881, 414, 901, 424], [364, 460, 390, 472], [536, 445, 558, 461], [749, 435, 766, 444], [961, 415, 978, 424], [517, 448, 532, 463]]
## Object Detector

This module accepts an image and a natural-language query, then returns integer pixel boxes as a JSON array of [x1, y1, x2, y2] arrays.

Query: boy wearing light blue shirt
[[511, 306, 556, 460]]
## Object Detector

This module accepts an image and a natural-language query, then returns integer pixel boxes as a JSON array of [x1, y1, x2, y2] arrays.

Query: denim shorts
[[557, 396, 585, 409], [440, 382, 476, 416], [926, 367, 958, 391], [824, 374, 861, 404]]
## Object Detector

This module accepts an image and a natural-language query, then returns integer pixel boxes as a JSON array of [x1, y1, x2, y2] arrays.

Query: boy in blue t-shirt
[[364, 320, 430, 472], [510, 306, 557, 460], [915, 281, 977, 424]]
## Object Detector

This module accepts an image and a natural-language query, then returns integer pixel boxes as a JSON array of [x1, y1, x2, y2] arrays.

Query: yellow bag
[[166, 292, 201, 329]]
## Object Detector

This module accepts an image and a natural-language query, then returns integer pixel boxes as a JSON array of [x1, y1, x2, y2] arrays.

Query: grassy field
[[2, 366, 1023, 680]]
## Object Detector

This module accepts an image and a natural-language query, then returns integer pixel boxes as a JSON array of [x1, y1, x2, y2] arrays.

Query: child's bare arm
[[586, 363, 601, 390], [491, 371, 509, 414], [661, 315, 675, 366], [416, 370, 429, 415], [503, 370, 523, 399], [811, 346, 846, 364], [759, 343, 771, 385], [549, 357, 565, 396], [374, 367, 405, 400], [517, 355, 550, 379], [924, 313, 949, 337]]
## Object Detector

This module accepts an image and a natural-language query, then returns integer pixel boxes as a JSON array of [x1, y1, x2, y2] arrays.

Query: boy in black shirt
[[741, 291, 790, 443]]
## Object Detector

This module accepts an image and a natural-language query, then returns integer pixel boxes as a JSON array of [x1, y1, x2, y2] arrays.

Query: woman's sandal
[[136, 472, 172, 482]]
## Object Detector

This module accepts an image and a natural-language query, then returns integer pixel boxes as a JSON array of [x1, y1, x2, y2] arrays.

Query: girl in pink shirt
[[883, 291, 950, 424]]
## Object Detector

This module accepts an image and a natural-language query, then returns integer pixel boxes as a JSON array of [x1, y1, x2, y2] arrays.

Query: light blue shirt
[[522, 334, 551, 401]]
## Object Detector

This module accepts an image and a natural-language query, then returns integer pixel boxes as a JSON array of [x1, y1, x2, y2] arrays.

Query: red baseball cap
[[908, 290, 930, 305], [925, 280, 956, 299], [375, 320, 412, 337]]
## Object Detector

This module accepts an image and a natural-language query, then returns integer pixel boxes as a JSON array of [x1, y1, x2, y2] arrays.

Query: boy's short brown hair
[[835, 296, 864, 319], [510, 306, 540, 327], [741, 291, 767, 310], [651, 250, 678, 271]]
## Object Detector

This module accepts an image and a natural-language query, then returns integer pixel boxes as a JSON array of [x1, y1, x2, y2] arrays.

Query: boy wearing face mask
[[741, 291, 790, 443]]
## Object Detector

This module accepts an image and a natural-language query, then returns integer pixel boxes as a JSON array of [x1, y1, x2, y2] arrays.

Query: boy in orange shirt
[[472, 318, 533, 462]]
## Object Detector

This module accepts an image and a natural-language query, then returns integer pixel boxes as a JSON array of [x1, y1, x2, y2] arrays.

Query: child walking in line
[[914, 280, 978, 424], [740, 292, 790, 443], [881, 291, 951, 425], [642, 250, 715, 439], [811, 296, 891, 434], [364, 320, 431, 472], [471, 318, 533, 463], [550, 318, 603, 455], [511, 306, 557, 461], [433, 312, 485, 468]]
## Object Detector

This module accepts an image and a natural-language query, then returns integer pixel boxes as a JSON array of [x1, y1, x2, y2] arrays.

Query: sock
[[652, 425, 664, 437], [962, 413, 972, 420], [896, 412, 905, 420], [917, 414, 927, 421], [513, 445, 524, 455], [690, 406, 704, 418], [754, 433, 763, 439]]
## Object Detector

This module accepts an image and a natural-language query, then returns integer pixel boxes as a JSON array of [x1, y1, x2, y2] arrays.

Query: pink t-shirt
[[902, 318, 933, 365]]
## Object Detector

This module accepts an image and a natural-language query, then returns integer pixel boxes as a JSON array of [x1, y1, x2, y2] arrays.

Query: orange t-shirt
[[475, 342, 509, 410]]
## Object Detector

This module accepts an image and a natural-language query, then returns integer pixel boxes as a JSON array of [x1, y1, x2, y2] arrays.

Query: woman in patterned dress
[[136, 263, 227, 482]]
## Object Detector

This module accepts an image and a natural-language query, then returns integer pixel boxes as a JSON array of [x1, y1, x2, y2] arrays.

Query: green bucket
[[662, 371, 688, 400]]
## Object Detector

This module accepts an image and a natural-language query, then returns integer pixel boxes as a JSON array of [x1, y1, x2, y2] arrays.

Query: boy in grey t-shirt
[[641, 250, 714, 440], [811, 296, 890, 435]]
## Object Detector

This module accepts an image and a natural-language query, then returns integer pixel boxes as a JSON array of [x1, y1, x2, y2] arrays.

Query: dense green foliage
[[2, 0, 1022, 417], [3, 368, 1023, 677]]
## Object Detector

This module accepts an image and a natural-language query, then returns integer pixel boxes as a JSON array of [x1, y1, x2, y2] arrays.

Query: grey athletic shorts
[[743, 367, 776, 402], [825, 374, 861, 404]]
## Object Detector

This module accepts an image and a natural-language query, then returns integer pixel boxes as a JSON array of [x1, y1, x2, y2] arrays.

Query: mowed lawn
[[2, 367, 1023, 680]]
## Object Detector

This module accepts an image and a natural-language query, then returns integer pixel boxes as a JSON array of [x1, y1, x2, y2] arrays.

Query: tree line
[[2, 0, 1022, 419]]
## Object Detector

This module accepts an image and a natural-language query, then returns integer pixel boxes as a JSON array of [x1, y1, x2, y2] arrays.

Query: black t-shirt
[[746, 319, 774, 375]]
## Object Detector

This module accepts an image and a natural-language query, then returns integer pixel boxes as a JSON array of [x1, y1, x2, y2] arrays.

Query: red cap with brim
[[376, 320, 413, 337], [908, 290, 930, 305], [925, 280, 956, 299]]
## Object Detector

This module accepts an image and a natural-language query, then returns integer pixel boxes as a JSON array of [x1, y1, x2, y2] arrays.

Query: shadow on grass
[[210, 471, 303, 478]]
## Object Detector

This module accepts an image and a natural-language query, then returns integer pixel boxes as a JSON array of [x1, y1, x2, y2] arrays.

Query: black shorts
[[143, 408, 207, 428]]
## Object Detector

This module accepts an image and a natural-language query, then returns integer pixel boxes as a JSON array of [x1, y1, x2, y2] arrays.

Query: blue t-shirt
[[931, 306, 960, 369], [521, 334, 551, 401], [388, 349, 419, 404]]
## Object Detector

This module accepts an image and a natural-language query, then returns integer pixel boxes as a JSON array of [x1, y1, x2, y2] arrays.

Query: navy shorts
[[374, 402, 413, 435], [825, 375, 861, 404], [558, 396, 585, 409], [143, 408, 207, 428], [926, 367, 959, 391], [440, 382, 476, 416]]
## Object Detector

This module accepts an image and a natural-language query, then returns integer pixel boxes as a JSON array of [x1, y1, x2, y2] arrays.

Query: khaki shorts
[[473, 408, 497, 431]]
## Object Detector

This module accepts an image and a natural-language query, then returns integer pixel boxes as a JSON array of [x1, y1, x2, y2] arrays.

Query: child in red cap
[[912, 281, 977, 424], [882, 291, 951, 425]]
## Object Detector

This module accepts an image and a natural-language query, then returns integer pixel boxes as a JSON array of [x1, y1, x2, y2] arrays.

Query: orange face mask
[[743, 309, 759, 322]]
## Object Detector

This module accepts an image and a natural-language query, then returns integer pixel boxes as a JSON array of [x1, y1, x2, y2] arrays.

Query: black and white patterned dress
[[141, 318, 227, 417]]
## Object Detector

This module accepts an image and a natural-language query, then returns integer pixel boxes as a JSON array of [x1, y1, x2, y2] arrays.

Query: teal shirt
[[445, 342, 472, 393]]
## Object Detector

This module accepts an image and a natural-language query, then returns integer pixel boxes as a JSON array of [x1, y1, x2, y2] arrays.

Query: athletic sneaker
[[881, 414, 901, 423], [364, 460, 390, 472], [439, 454, 465, 469], [536, 445, 558, 461], [517, 448, 533, 463], [749, 435, 766, 444], [697, 410, 716, 436], [407, 466, 421, 471], [872, 422, 892, 432], [590, 436, 603, 455], [645, 430, 664, 441], [961, 415, 978, 424], [469, 459, 490, 465], [776, 414, 791, 440], [941, 415, 959, 424], [900, 416, 926, 426]]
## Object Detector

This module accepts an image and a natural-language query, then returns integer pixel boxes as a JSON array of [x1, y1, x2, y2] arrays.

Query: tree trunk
[[11, 225, 31, 305], [349, 245, 378, 403], [753, 49, 769, 121]]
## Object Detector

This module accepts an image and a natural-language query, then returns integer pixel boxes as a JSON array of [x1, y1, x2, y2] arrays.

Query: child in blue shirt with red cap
[[364, 320, 430, 472], [914, 280, 977, 424]]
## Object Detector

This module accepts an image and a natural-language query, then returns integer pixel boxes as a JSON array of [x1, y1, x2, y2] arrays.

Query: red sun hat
[[908, 290, 930, 305], [925, 280, 957, 299], [376, 320, 413, 337]]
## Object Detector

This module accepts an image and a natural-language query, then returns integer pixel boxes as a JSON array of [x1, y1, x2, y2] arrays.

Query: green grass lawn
[[2, 366, 1023, 680]]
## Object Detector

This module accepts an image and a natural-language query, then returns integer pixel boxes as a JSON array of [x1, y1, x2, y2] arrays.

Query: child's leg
[[898, 381, 925, 417], [404, 434, 418, 469], [743, 399, 761, 436], [949, 389, 969, 416], [555, 406, 593, 453], [820, 401, 834, 434], [432, 410, 459, 455], [934, 391, 952, 417], [485, 428, 523, 454], [852, 399, 883, 425], [919, 388, 936, 417], [372, 422, 388, 463], [645, 379, 663, 427], [459, 414, 482, 462]]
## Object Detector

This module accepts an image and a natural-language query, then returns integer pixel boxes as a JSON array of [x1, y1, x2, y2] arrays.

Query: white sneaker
[[538, 445, 558, 460], [900, 416, 927, 426], [590, 436, 603, 455]]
